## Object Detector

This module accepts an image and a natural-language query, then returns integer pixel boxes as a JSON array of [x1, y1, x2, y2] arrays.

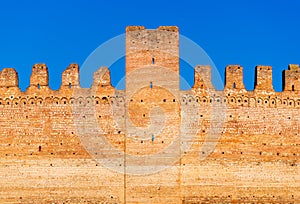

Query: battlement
[[0, 68, 18, 88], [193, 65, 214, 90], [224, 65, 245, 90], [0, 64, 299, 93], [92, 66, 112, 88], [254, 65, 274, 91], [283, 64, 300, 91], [61, 63, 79, 88], [30, 63, 49, 87]]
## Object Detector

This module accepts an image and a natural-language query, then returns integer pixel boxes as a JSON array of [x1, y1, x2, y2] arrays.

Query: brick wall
[[0, 26, 298, 203]]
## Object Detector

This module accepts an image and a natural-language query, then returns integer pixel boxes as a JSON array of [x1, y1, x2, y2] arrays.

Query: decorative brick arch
[[201, 96, 208, 104], [109, 96, 115, 105], [296, 99, 300, 108], [36, 97, 43, 105], [61, 97, 68, 105], [243, 96, 249, 107], [229, 96, 236, 105], [288, 99, 295, 107], [187, 96, 195, 104], [282, 99, 288, 107], [263, 98, 269, 107], [86, 97, 93, 105], [118, 96, 125, 104], [249, 97, 256, 107], [76, 97, 85, 106], [181, 96, 187, 105], [94, 97, 100, 105], [276, 98, 282, 107], [12, 98, 19, 106], [223, 96, 228, 104], [44, 97, 52, 105], [53, 97, 60, 105], [20, 98, 27, 106], [236, 96, 242, 106], [257, 98, 263, 107], [214, 97, 221, 103], [74, 97, 81, 106], [270, 98, 276, 108], [28, 98, 35, 105], [69, 97, 75, 105], [4, 98, 11, 105]]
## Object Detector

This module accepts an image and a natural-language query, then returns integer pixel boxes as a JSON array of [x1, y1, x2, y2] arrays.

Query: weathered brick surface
[[0, 26, 299, 203]]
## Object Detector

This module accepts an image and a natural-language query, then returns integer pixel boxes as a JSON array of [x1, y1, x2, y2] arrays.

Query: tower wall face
[[0, 26, 298, 203], [125, 27, 181, 202], [126, 26, 179, 92]]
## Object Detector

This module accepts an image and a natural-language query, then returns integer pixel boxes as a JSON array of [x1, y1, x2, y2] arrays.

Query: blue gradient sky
[[0, 0, 299, 91]]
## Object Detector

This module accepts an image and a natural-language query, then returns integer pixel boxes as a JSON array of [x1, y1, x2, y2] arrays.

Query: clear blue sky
[[0, 0, 299, 91]]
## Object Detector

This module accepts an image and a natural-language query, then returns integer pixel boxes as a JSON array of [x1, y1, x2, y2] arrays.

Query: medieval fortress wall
[[0, 26, 299, 203]]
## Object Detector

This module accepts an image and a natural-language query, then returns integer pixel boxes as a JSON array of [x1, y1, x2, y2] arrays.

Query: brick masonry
[[0, 26, 299, 203]]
